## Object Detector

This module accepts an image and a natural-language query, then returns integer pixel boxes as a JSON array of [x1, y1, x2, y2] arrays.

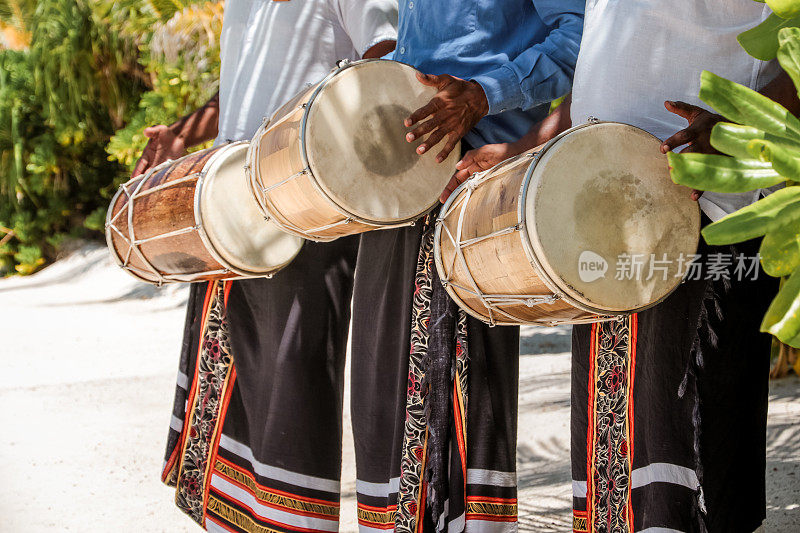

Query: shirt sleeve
[[334, 0, 399, 57], [471, 0, 584, 115]]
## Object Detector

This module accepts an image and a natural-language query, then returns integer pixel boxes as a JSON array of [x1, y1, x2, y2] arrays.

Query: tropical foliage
[[0, 0, 221, 275], [669, 0, 800, 352]]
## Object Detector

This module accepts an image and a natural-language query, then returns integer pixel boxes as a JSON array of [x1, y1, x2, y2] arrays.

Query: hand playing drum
[[248, 60, 461, 242], [404, 73, 489, 163], [438, 96, 574, 203], [131, 93, 220, 178]]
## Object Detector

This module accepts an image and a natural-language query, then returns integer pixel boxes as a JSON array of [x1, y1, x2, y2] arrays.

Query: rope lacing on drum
[[438, 169, 558, 327], [107, 163, 232, 285]]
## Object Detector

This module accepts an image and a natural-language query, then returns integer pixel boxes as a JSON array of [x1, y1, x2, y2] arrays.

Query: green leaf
[[702, 186, 800, 244], [739, 14, 800, 60], [761, 265, 800, 347], [668, 152, 784, 193], [781, 329, 800, 348], [768, 0, 800, 19], [779, 28, 800, 101], [761, 223, 800, 276], [699, 70, 800, 143], [747, 138, 800, 179], [711, 122, 799, 159]]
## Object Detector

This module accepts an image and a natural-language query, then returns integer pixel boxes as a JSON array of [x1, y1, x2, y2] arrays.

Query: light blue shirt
[[391, 0, 584, 148]]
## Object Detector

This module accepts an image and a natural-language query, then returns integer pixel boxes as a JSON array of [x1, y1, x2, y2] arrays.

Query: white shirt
[[216, 0, 398, 144], [571, 0, 780, 221]]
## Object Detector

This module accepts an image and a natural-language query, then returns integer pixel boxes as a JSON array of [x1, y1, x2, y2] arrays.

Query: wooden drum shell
[[107, 143, 302, 285], [435, 154, 597, 326], [107, 148, 231, 284], [248, 85, 378, 241]]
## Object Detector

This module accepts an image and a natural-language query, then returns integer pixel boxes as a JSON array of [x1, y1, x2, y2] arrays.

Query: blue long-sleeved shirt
[[391, 0, 584, 148]]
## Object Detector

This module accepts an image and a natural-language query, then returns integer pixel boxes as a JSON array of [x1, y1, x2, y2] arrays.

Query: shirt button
[[409, 1, 414, 8], [400, 46, 406, 54]]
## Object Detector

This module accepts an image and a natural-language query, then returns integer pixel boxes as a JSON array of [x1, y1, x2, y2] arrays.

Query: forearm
[[168, 92, 220, 148], [509, 96, 572, 154], [363, 39, 396, 59], [760, 71, 800, 116], [471, 12, 582, 114]]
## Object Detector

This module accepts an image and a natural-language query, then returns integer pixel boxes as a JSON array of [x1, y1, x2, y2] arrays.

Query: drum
[[247, 59, 460, 242], [106, 143, 303, 285], [434, 121, 701, 326]]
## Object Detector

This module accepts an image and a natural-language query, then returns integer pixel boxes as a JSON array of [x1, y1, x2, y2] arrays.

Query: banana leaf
[[702, 186, 800, 244], [761, 223, 800, 277], [711, 122, 799, 159], [767, 0, 800, 19], [699, 70, 800, 143], [739, 14, 800, 60], [762, 265, 800, 348], [669, 152, 784, 193], [747, 138, 800, 179], [779, 28, 800, 98]]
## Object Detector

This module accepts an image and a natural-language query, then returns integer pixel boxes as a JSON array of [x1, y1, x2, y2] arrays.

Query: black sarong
[[351, 217, 520, 533], [162, 237, 358, 532], [571, 235, 776, 533]]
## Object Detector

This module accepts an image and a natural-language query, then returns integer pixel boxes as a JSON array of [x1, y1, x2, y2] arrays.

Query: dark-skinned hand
[[661, 100, 724, 201], [405, 72, 489, 163], [131, 124, 188, 178], [439, 142, 519, 203]]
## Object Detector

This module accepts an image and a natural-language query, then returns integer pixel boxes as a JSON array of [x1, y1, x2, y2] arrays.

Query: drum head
[[199, 144, 303, 275], [304, 60, 460, 223], [524, 123, 700, 313]]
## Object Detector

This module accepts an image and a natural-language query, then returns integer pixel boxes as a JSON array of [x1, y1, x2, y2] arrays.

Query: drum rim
[[300, 58, 442, 227], [518, 120, 700, 315], [195, 141, 304, 278], [244, 120, 272, 227], [433, 152, 591, 327]]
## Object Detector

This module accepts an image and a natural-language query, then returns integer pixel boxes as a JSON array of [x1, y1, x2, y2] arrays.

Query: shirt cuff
[[471, 64, 525, 116]]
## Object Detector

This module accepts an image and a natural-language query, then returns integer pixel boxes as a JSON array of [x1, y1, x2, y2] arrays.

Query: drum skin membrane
[[304, 60, 459, 223], [199, 144, 302, 275], [525, 123, 700, 313]]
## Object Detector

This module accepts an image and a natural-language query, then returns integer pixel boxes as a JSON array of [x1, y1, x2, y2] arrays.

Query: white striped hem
[[631, 463, 699, 491], [169, 414, 183, 433], [572, 462, 700, 499], [177, 370, 189, 390], [356, 476, 400, 498], [466, 469, 516, 488], [449, 513, 466, 532], [465, 518, 518, 533], [205, 515, 231, 533], [209, 474, 339, 532], [358, 525, 393, 533], [219, 434, 340, 494], [572, 479, 587, 498]]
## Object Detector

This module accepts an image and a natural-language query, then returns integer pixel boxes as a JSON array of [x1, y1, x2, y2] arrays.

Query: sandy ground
[[1, 243, 798, 532]]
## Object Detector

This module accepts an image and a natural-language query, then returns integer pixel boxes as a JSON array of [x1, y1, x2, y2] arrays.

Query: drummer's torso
[[571, 0, 777, 140], [571, 0, 780, 219], [217, 0, 362, 143], [395, 0, 583, 147]]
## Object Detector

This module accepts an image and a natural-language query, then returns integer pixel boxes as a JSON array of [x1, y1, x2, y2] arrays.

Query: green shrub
[[0, 0, 221, 275]]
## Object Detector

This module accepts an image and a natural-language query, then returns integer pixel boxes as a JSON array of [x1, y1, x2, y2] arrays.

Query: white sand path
[[0, 244, 797, 532]]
